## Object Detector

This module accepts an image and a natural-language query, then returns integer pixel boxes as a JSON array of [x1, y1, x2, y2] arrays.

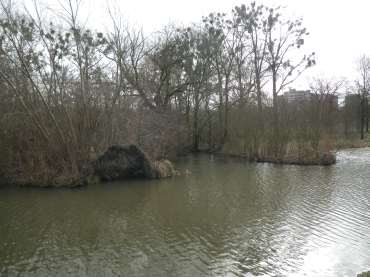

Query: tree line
[[0, 0, 364, 186]]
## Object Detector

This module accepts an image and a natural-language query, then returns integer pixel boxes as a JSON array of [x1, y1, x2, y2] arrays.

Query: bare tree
[[234, 2, 268, 118], [309, 77, 343, 135], [264, 7, 315, 133], [355, 55, 370, 139]]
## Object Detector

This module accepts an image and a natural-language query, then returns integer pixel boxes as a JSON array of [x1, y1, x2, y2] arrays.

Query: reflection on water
[[1, 149, 370, 276]]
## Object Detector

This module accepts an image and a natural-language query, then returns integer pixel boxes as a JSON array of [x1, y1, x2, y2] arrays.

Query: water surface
[[1, 148, 370, 276]]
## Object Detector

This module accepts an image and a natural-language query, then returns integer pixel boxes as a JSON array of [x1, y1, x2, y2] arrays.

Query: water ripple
[[1, 149, 370, 276]]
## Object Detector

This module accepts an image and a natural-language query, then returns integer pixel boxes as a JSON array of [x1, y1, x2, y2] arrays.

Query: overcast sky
[[27, 0, 370, 89]]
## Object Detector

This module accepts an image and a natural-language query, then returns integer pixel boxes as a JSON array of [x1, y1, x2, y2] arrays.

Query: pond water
[[1, 148, 370, 276]]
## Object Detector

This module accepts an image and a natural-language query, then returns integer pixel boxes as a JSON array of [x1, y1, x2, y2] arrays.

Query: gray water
[[1, 149, 370, 277]]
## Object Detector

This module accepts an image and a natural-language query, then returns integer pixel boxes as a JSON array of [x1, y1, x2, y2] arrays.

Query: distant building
[[344, 94, 360, 106], [283, 89, 311, 103], [283, 88, 338, 109], [311, 93, 339, 110], [344, 94, 361, 134]]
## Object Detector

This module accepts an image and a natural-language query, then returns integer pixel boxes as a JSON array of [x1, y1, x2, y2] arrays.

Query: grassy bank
[[219, 139, 336, 166], [336, 137, 370, 150], [219, 135, 370, 166]]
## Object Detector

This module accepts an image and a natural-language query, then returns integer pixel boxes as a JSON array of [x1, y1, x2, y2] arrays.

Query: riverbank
[[211, 151, 336, 166], [0, 145, 176, 188], [336, 137, 370, 150], [3, 137, 370, 188], [215, 136, 370, 166], [216, 140, 336, 166], [255, 152, 336, 166], [216, 137, 370, 166]]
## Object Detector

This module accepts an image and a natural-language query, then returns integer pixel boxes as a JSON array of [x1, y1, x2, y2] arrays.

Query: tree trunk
[[255, 70, 264, 133], [272, 70, 280, 156], [366, 95, 369, 133], [256, 73, 263, 114], [205, 96, 213, 150], [360, 95, 365, 140], [272, 71, 279, 131], [217, 70, 224, 146], [193, 90, 200, 152], [223, 76, 230, 143]]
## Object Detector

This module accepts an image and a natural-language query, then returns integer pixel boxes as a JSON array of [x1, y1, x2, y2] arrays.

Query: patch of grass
[[336, 137, 370, 150]]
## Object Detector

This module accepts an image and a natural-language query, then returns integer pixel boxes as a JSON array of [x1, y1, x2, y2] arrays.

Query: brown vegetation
[[0, 1, 369, 186]]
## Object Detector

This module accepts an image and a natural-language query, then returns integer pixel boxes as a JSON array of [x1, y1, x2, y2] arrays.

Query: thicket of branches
[[0, 0, 353, 185]]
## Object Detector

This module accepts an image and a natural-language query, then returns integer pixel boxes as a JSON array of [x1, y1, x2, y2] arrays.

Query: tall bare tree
[[356, 55, 370, 139]]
